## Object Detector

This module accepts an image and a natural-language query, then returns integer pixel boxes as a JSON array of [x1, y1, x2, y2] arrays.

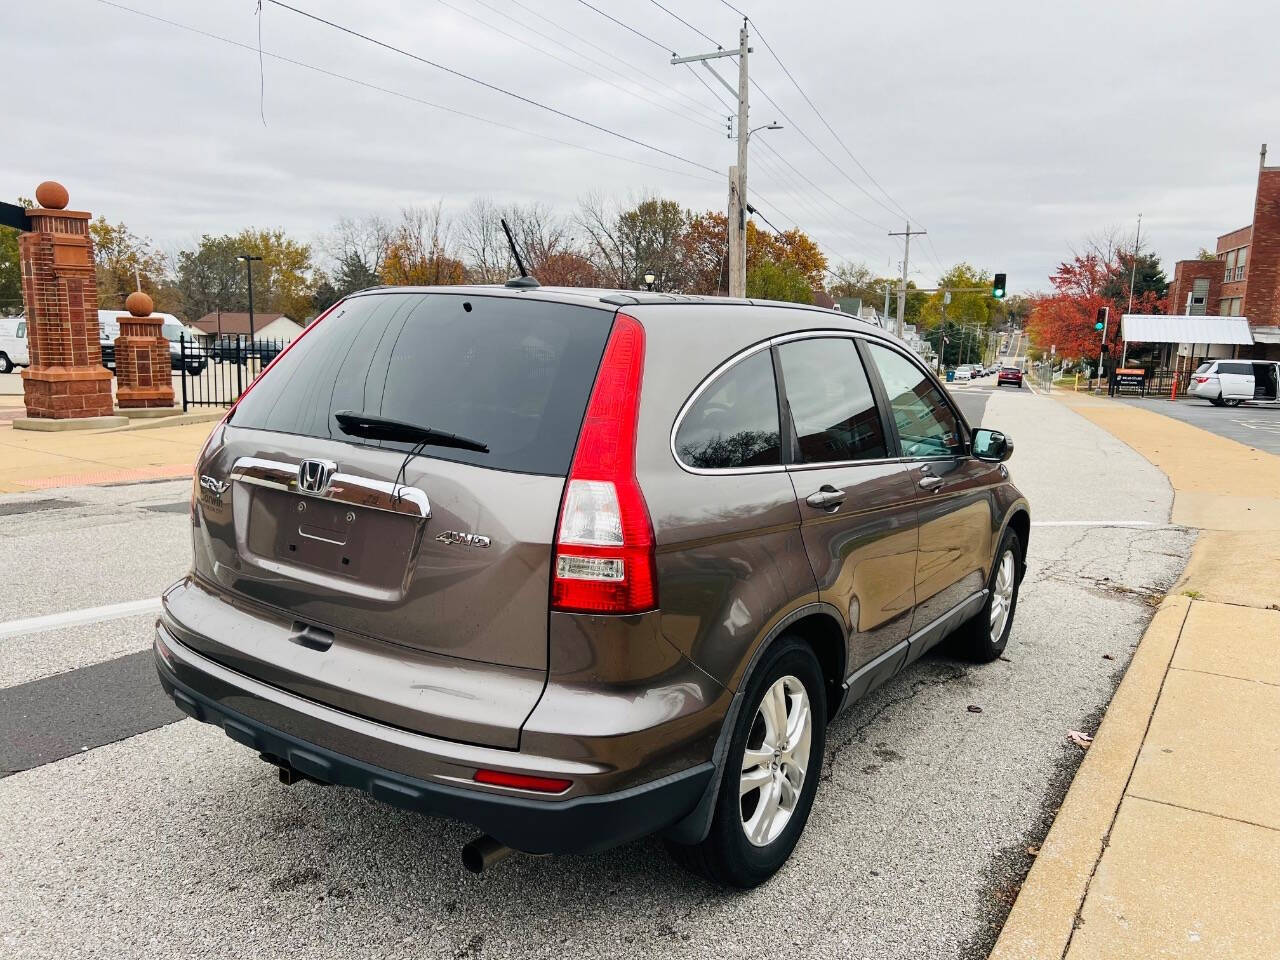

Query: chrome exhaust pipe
[[461, 834, 516, 874]]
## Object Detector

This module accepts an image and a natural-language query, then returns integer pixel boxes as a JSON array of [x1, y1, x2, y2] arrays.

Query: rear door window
[[675, 349, 781, 470], [230, 293, 612, 476], [15, 322, 25, 338], [777, 337, 888, 463]]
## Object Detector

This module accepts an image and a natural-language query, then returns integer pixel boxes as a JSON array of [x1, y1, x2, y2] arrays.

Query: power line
[[758, 139, 892, 234], [262, 0, 720, 176], [644, 0, 720, 48], [570, 0, 673, 54], [90, 0, 720, 186], [479, 0, 726, 123], [434, 0, 722, 134]]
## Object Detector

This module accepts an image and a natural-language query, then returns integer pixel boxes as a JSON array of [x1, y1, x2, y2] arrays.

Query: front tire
[[950, 527, 1023, 662], [1224, 398, 1243, 407], [0, 353, 12, 375], [1209, 396, 1225, 407], [667, 636, 826, 888]]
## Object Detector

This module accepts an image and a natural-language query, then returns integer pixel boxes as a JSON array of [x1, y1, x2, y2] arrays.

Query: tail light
[[551, 313, 657, 615], [1193, 376, 1209, 384]]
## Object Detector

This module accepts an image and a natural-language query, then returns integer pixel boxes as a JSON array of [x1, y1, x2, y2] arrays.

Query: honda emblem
[[296, 459, 335, 494]]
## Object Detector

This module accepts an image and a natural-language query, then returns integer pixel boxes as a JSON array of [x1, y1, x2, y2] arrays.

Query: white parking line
[[1031, 520, 1157, 527], [0, 598, 161, 641]]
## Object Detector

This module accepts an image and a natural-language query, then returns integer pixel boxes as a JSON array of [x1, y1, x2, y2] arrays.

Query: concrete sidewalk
[[0, 400, 219, 493], [993, 392, 1280, 959]]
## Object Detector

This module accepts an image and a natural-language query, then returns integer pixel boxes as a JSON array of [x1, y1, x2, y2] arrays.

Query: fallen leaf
[[1027, 845, 1040, 856], [1102, 653, 1115, 660], [1068, 730, 1094, 749], [967, 705, 983, 714]]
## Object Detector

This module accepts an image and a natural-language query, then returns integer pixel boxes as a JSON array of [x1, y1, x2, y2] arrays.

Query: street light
[[236, 254, 263, 342], [644, 272, 656, 292], [746, 121, 783, 142]]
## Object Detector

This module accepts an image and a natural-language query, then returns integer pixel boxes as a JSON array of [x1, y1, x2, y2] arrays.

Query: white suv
[[1190, 360, 1280, 407]]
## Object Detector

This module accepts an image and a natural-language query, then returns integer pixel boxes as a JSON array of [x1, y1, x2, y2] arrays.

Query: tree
[[680, 210, 728, 295], [746, 259, 813, 304], [918, 263, 993, 331], [1102, 251, 1168, 302], [826, 262, 892, 310], [1196, 247, 1218, 261], [0, 227, 19, 317], [578, 193, 686, 290], [750, 224, 827, 289], [174, 234, 246, 322], [174, 228, 315, 322], [323, 215, 389, 296], [379, 204, 466, 286], [88, 217, 174, 312]]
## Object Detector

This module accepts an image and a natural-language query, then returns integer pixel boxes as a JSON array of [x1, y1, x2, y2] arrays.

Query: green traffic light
[[993, 288, 1005, 299], [1095, 322, 1104, 331]]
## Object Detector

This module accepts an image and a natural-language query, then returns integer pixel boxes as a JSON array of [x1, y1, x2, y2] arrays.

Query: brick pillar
[[114, 291, 176, 409], [18, 181, 115, 419]]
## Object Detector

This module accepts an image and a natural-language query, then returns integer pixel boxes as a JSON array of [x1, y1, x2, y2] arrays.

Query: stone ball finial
[[35, 181, 69, 210], [126, 290, 154, 317]]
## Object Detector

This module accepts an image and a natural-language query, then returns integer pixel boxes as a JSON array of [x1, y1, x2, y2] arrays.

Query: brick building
[[1167, 144, 1280, 359]]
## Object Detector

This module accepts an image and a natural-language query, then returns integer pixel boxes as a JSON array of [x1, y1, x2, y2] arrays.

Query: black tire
[[1209, 396, 1225, 407], [1224, 398, 1243, 407], [667, 636, 826, 888], [0, 353, 12, 374], [949, 526, 1023, 663]]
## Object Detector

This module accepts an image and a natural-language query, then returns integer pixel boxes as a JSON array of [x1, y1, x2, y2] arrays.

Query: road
[[1117, 395, 1280, 456], [0, 386, 1193, 960]]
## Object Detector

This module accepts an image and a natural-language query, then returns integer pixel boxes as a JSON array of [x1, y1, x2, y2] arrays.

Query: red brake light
[[551, 312, 657, 615], [1193, 376, 1209, 383], [474, 768, 572, 794]]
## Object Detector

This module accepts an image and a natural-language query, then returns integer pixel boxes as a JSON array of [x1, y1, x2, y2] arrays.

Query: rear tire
[[666, 636, 826, 888], [0, 353, 12, 374], [950, 527, 1022, 663]]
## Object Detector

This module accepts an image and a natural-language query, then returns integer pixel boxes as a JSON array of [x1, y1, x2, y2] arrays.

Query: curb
[[989, 594, 1193, 960]]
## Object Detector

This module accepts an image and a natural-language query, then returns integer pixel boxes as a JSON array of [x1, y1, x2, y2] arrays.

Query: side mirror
[[972, 427, 1013, 463]]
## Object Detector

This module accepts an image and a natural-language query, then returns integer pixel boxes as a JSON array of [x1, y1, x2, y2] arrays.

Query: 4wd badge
[[435, 530, 491, 549]]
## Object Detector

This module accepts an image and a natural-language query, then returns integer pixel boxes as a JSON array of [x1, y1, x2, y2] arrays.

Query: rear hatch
[[182, 290, 614, 746]]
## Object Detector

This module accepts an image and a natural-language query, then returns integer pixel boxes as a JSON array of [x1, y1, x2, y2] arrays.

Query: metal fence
[[177, 335, 286, 412]]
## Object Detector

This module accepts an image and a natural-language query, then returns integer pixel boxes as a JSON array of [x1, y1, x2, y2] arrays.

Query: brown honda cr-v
[[156, 284, 1029, 888]]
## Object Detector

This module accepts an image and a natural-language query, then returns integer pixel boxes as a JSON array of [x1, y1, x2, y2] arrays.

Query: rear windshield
[[1194, 362, 1213, 374], [230, 292, 613, 476]]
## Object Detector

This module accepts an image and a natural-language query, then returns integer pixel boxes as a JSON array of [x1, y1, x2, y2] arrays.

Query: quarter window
[[866, 343, 965, 458], [675, 349, 781, 470], [777, 338, 887, 464]]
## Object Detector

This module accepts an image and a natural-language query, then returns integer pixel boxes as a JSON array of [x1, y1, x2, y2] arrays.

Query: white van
[[1190, 359, 1280, 406], [0, 316, 29, 373]]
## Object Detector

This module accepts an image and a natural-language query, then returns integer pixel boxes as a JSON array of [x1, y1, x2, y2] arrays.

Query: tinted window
[[230, 293, 612, 476], [1194, 362, 1213, 374], [1221, 362, 1252, 375], [15, 322, 24, 338], [866, 343, 965, 458], [675, 349, 780, 469], [778, 338, 887, 464]]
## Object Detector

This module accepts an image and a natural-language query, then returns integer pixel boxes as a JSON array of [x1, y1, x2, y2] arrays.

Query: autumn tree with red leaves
[[1028, 247, 1166, 362]]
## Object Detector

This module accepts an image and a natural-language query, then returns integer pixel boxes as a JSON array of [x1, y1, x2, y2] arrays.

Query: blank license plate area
[[246, 486, 418, 586]]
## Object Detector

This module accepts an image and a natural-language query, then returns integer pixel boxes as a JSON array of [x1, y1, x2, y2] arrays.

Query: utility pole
[[888, 222, 927, 339], [673, 21, 761, 299], [1122, 213, 1142, 366]]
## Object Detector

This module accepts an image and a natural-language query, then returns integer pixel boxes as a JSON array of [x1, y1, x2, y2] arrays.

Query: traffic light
[[992, 273, 1006, 299], [1095, 307, 1108, 332]]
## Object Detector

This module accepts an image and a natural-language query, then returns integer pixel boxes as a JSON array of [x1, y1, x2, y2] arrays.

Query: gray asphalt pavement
[[1117, 395, 1280, 455], [0, 386, 1193, 960]]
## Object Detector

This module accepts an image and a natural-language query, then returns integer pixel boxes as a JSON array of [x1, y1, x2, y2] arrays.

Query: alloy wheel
[[989, 549, 1016, 643], [740, 675, 812, 847]]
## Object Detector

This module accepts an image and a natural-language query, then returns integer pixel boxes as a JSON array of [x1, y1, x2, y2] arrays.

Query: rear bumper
[[154, 624, 715, 854]]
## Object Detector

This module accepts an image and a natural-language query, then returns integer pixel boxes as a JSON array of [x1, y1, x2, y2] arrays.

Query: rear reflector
[[474, 769, 572, 794], [551, 313, 657, 615]]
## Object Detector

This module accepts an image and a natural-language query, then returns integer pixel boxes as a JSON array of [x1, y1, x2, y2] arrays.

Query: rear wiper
[[333, 411, 489, 453]]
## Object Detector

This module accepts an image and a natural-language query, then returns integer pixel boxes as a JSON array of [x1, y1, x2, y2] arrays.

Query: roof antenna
[[500, 217, 539, 289]]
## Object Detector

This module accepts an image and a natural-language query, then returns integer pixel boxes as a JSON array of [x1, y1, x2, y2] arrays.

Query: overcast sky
[[6, 0, 1278, 294]]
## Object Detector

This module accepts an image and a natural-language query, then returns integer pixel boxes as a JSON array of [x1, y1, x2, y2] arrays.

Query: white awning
[[1121, 314, 1253, 345], [1252, 326, 1280, 345]]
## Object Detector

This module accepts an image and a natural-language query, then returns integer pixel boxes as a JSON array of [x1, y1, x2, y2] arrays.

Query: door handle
[[806, 485, 847, 510], [918, 475, 943, 492]]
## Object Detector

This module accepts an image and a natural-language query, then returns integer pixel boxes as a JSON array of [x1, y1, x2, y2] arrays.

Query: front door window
[[865, 343, 964, 458]]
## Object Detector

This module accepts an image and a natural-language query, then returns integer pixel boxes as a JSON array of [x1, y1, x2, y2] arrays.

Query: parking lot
[[0, 384, 1193, 959], [1117, 395, 1280, 456]]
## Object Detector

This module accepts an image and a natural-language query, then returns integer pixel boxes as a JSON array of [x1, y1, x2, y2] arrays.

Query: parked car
[[0, 316, 29, 373], [997, 366, 1024, 388], [1190, 359, 1280, 406], [952, 366, 973, 381], [209, 334, 285, 367], [157, 285, 1029, 888]]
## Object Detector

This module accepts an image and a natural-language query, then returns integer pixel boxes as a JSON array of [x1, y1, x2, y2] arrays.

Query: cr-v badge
[[435, 530, 491, 549]]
